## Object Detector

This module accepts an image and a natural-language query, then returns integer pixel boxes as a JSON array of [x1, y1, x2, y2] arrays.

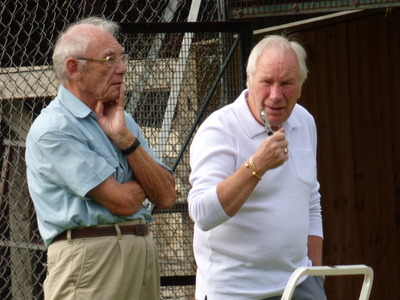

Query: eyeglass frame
[[76, 54, 129, 66]]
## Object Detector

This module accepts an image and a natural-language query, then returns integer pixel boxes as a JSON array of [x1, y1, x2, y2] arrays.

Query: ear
[[65, 57, 82, 81]]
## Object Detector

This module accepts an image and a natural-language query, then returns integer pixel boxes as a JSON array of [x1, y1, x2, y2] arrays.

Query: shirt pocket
[[290, 149, 316, 186]]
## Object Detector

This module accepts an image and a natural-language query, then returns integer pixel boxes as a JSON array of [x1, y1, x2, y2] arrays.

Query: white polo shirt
[[188, 89, 323, 299]]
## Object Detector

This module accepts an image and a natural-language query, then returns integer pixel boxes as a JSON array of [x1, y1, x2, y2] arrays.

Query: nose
[[116, 59, 127, 74], [270, 83, 283, 102]]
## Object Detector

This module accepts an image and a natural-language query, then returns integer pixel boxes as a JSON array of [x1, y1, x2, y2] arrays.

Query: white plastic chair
[[281, 264, 374, 300]]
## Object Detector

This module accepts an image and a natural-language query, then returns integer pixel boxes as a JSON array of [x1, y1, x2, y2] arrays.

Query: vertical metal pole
[[149, 0, 202, 213], [154, 0, 202, 158], [125, 0, 180, 115]]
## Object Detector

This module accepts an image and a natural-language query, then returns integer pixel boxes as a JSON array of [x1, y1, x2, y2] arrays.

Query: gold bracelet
[[244, 156, 262, 180]]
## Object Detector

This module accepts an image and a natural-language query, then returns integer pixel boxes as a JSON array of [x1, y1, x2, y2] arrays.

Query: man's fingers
[[94, 100, 104, 116]]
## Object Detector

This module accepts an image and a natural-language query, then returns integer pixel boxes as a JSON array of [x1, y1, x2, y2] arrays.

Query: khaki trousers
[[44, 222, 160, 300]]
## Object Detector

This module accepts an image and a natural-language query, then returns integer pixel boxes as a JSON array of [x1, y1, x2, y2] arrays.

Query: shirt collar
[[58, 85, 95, 119], [234, 89, 302, 138]]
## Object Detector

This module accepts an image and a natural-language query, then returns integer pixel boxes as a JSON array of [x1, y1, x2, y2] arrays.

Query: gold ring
[[284, 147, 288, 154]]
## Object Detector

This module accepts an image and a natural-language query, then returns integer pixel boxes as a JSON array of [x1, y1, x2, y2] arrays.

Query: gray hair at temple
[[246, 34, 308, 88], [52, 17, 120, 81]]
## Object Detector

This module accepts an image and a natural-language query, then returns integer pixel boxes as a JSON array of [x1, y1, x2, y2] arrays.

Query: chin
[[270, 113, 289, 124], [270, 118, 284, 126], [104, 92, 119, 102]]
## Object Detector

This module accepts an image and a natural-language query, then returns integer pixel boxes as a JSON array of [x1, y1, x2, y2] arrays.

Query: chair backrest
[[281, 264, 374, 300]]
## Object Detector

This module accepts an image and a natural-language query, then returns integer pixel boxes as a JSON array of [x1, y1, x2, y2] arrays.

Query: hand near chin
[[95, 84, 131, 145]]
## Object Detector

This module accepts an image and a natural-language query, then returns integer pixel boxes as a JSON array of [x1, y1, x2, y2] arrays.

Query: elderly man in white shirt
[[188, 35, 326, 300]]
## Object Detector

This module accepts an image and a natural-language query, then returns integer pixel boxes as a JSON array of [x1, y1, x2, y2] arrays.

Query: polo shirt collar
[[235, 89, 302, 138]]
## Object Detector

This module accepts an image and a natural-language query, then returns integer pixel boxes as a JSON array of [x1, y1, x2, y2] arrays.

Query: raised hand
[[95, 83, 133, 148], [252, 128, 289, 173]]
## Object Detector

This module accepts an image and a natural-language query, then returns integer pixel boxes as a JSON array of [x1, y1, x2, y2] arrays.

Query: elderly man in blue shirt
[[25, 17, 176, 300]]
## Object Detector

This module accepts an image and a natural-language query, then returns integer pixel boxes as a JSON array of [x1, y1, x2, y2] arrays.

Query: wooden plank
[[279, 9, 400, 299]]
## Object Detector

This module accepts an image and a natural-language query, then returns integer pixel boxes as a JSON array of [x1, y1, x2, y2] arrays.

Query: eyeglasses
[[76, 54, 129, 66]]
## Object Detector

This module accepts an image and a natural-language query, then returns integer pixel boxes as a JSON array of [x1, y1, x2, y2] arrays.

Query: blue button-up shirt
[[26, 85, 168, 247]]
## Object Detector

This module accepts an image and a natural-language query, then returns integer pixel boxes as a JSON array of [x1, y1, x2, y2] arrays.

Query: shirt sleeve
[[188, 119, 231, 231], [308, 117, 324, 238], [309, 181, 323, 238], [34, 130, 116, 198]]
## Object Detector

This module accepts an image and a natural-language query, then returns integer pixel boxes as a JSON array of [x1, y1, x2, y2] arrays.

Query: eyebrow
[[103, 50, 117, 56], [102, 46, 124, 57]]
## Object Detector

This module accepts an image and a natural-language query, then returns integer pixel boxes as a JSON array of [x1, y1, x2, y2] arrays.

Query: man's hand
[[252, 128, 289, 175], [95, 83, 133, 149]]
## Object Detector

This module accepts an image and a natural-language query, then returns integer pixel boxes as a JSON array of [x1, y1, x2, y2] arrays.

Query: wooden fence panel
[[290, 9, 400, 299]]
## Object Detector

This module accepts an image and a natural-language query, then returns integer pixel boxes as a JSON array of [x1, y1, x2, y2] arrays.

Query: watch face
[[143, 199, 155, 212]]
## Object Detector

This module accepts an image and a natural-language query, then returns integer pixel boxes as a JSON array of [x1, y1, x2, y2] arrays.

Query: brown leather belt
[[53, 224, 149, 243]]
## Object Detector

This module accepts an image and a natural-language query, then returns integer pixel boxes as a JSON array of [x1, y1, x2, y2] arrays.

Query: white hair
[[52, 17, 120, 81], [246, 35, 308, 87]]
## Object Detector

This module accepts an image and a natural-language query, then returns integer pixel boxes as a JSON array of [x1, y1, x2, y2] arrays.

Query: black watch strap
[[121, 138, 141, 155]]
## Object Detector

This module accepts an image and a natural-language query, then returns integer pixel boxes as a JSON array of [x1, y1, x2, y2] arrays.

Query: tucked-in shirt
[[26, 85, 169, 247], [188, 89, 323, 299]]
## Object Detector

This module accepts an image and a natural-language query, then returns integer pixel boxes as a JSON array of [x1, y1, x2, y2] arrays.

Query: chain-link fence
[[0, 1, 251, 299]]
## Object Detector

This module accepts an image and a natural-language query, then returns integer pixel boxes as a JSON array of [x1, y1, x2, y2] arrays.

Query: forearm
[[87, 177, 146, 216], [125, 145, 176, 209], [308, 235, 323, 266], [216, 163, 260, 216], [188, 165, 259, 230]]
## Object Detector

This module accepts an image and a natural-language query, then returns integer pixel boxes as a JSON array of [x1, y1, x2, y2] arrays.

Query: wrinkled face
[[247, 47, 302, 129], [78, 29, 127, 104]]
